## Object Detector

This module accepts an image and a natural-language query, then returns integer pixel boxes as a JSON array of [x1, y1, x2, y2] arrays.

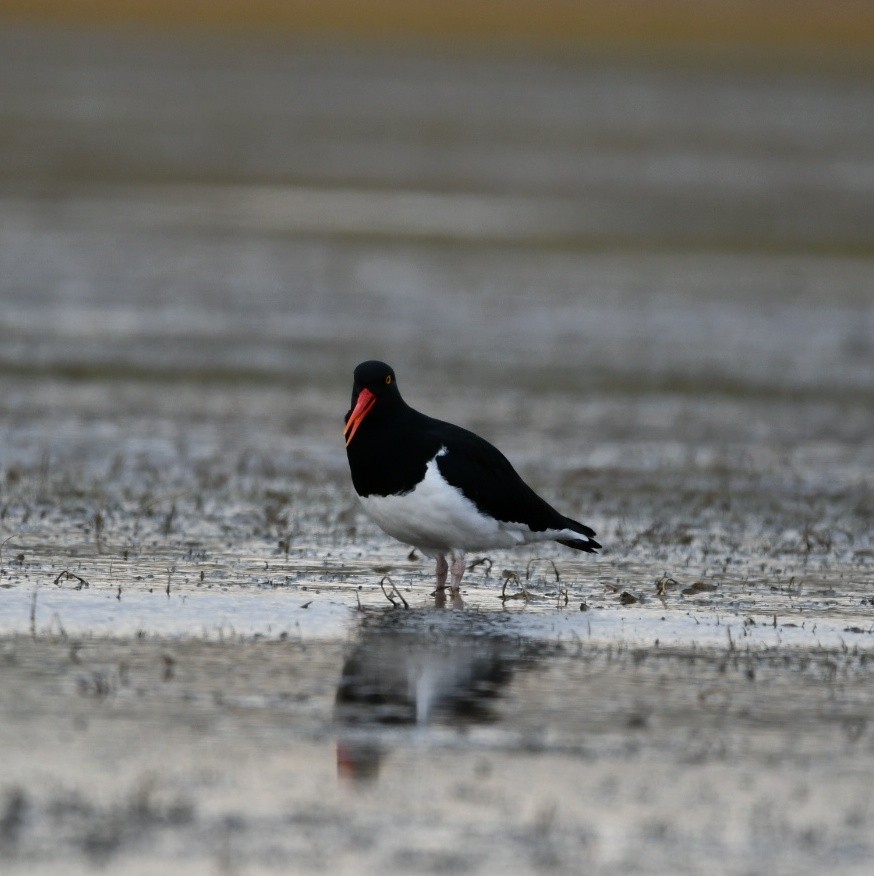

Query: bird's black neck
[[346, 404, 440, 497]]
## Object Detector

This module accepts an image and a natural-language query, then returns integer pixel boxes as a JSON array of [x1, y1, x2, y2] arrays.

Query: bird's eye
[[385, 375, 393, 384]]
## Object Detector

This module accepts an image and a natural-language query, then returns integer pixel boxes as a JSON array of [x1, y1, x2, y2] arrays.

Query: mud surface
[[1, 25, 873, 875]]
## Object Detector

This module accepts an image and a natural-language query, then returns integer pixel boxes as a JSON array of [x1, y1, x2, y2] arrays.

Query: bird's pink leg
[[449, 551, 466, 593], [435, 555, 449, 591]]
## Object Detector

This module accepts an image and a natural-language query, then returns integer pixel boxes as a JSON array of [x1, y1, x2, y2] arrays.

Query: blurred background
[[1, 9, 874, 873], [0, 1, 872, 517]]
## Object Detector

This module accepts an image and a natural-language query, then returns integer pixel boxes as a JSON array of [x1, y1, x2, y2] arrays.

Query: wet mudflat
[[2, 621, 874, 876], [1, 24, 874, 875]]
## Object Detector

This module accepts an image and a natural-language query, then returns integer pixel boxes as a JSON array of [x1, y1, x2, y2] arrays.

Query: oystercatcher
[[344, 361, 600, 592]]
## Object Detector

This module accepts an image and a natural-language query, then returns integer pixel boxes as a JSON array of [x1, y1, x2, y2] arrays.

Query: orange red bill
[[344, 388, 377, 447]]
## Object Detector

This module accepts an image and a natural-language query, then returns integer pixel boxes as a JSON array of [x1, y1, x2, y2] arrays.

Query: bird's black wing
[[425, 418, 592, 538]]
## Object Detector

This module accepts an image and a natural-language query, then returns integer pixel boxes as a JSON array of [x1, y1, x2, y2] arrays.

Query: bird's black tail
[[556, 517, 601, 553]]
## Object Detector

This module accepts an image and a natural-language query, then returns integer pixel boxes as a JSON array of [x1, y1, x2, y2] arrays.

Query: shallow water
[[1, 24, 873, 875]]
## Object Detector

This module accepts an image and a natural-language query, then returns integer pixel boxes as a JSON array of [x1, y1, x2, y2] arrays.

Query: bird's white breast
[[358, 448, 522, 554]]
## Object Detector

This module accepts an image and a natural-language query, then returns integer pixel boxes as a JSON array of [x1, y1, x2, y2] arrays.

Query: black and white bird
[[344, 360, 600, 593]]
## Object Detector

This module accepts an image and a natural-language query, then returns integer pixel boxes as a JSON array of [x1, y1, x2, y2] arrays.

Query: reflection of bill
[[334, 608, 538, 782], [336, 739, 383, 783]]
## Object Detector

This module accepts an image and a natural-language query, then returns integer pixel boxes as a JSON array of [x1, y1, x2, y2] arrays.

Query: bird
[[344, 360, 601, 593]]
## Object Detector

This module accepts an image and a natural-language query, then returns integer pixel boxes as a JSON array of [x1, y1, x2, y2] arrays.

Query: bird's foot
[[432, 554, 465, 607], [434, 587, 464, 609]]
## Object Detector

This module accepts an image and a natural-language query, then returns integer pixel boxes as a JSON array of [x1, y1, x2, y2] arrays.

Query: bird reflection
[[334, 603, 536, 782]]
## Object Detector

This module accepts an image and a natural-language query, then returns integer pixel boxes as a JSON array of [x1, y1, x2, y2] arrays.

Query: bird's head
[[344, 360, 402, 447]]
